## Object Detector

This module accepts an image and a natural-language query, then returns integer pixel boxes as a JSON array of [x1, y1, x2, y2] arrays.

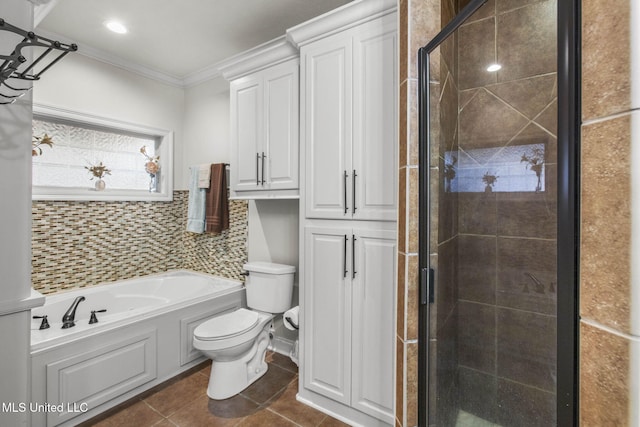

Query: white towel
[[198, 164, 211, 189], [283, 306, 299, 331], [187, 166, 206, 233]]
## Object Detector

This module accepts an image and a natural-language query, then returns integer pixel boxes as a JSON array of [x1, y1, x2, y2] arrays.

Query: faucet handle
[[33, 315, 50, 330], [89, 309, 107, 324]]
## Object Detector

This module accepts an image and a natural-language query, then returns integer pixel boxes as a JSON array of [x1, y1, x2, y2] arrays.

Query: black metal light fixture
[[0, 17, 77, 105]]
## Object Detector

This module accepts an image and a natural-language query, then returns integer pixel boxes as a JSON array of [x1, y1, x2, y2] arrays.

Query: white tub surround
[[30, 271, 244, 427]]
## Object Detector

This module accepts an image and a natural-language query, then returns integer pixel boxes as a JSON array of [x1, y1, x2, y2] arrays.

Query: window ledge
[[32, 186, 173, 202]]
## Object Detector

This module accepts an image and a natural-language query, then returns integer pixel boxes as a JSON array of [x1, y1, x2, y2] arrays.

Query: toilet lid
[[194, 308, 259, 341]]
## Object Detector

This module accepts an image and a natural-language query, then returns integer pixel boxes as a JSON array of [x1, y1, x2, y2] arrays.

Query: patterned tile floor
[[79, 352, 349, 427]]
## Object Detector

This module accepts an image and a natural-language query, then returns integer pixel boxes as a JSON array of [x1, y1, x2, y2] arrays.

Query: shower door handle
[[261, 152, 266, 185], [420, 267, 434, 305]]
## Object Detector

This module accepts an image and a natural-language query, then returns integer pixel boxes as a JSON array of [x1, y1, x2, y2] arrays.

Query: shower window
[[31, 105, 173, 201]]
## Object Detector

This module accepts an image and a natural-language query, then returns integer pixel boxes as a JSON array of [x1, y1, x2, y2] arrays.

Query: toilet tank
[[243, 262, 295, 313]]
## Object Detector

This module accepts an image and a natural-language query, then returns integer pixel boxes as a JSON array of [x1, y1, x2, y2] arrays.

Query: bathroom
[[0, 0, 637, 426]]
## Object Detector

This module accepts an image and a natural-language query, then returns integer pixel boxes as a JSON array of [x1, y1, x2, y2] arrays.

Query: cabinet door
[[352, 15, 398, 221], [303, 225, 352, 405], [351, 227, 396, 423], [263, 59, 299, 190], [303, 34, 352, 219], [231, 75, 262, 192]]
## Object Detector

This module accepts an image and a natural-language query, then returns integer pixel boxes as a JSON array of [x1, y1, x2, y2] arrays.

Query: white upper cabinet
[[352, 19, 398, 221], [299, 14, 397, 221], [303, 33, 352, 218], [223, 37, 299, 199], [263, 62, 299, 191], [231, 75, 263, 192]]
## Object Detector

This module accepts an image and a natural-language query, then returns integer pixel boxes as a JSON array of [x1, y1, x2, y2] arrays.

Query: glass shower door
[[418, 0, 566, 425]]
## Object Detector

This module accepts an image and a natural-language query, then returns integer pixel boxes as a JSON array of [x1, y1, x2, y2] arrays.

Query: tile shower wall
[[397, 0, 440, 426], [32, 191, 248, 294], [580, 0, 637, 425]]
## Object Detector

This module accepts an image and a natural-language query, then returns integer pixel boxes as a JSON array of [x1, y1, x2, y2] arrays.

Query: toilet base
[[206, 329, 271, 400]]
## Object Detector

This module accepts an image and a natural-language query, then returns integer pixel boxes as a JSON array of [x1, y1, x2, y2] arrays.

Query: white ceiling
[[36, 0, 352, 84]]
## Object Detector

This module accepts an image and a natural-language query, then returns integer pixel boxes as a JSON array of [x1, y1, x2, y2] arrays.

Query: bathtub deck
[[78, 352, 349, 427]]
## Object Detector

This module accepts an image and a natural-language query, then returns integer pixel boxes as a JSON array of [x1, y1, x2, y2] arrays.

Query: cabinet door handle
[[352, 169, 357, 213], [256, 153, 260, 186], [344, 171, 349, 214], [343, 234, 348, 278], [261, 152, 266, 185], [352, 234, 357, 279]]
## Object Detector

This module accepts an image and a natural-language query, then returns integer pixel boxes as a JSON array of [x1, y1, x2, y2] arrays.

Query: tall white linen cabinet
[[288, 1, 398, 425]]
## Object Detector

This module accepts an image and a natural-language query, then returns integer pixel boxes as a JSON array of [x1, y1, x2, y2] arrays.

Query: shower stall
[[417, 0, 579, 425]]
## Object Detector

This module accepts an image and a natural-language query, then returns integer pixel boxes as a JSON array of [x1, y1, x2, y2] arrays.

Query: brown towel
[[205, 163, 229, 234]]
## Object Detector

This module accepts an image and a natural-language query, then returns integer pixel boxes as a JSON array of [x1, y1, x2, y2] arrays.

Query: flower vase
[[95, 179, 106, 191], [148, 174, 157, 192]]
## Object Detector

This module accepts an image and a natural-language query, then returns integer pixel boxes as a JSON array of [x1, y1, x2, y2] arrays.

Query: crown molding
[[182, 63, 222, 88], [217, 35, 298, 81], [33, 29, 230, 88], [34, 29, 185, 87], [287, 0, 396, 48]]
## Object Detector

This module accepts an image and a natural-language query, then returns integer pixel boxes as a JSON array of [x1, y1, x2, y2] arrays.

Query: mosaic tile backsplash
[[32, 191, 248, 294]]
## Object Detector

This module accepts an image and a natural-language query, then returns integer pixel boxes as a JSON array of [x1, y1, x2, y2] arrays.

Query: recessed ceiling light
[[105, 21, 127, 34], [487, 63, 502, 72]]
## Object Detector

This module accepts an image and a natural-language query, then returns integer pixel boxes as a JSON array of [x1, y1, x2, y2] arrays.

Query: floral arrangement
[[521, 147, 544, 191], [444, 155, 457, 192], [85, 162, 111, 180], [444, 155, 457, 181], [32, 133, 54, 156], [482, 171, 498, 187], [140, 146, 160, 175]]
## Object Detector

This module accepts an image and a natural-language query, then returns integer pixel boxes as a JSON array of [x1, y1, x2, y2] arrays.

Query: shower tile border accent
[[32, 190, 248, 294]]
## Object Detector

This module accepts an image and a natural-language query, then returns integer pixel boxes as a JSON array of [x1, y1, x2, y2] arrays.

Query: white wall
[[248, 200, 299, 267], [248, 199, 300, 346], [32, 54, 186, 188], [0, 2, 38, 425], [182, 76, 231, 189]]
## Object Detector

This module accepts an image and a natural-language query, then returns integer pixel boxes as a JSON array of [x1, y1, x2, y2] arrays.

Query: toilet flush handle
[[240, 271, 249, 277]]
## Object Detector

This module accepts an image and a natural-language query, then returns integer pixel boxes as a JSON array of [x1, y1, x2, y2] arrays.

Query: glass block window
[[31, 105, 173, 202], [32, 118, 159, 191]]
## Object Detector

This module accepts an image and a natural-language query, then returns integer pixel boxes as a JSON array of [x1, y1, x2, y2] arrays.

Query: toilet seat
[[195, 308, 259, 341]]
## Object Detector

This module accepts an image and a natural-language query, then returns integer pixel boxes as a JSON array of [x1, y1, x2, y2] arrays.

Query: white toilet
[[193, 262, 295, 400]]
